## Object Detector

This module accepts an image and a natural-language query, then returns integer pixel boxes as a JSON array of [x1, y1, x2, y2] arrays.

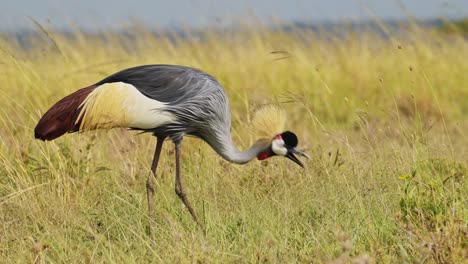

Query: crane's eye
[[271, 136, 288, 156]]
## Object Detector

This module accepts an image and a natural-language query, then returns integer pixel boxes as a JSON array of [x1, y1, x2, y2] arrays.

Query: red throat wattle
[[257, 152, 270, 160]]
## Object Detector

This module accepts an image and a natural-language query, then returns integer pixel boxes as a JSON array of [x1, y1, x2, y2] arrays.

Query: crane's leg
[[147, 137, 164, 236], [174, 139, 203, 228]]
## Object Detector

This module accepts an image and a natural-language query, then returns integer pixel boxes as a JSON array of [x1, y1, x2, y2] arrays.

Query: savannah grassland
[[0, 20, 467, 263]]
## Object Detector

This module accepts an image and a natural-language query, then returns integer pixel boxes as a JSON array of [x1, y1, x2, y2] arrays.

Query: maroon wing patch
[[34, 85, 96, 141]]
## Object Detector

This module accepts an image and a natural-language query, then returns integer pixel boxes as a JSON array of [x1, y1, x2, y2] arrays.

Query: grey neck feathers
[[207, 136, 268, 164]]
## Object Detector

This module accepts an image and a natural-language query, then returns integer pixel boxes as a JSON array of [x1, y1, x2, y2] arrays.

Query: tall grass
[[0, 20, 467, 263]]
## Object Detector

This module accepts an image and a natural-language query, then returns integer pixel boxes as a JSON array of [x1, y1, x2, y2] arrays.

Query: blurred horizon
[[1, 0, 467, 32]]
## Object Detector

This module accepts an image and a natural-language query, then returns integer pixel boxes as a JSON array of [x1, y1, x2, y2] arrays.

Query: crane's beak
[[286, 147, 310, 168]]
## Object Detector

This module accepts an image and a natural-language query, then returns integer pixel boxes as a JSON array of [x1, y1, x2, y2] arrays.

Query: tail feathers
[[34, 85, 96, 141]]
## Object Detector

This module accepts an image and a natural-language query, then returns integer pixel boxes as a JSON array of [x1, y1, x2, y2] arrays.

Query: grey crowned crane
[[34, 64, 309, 231]]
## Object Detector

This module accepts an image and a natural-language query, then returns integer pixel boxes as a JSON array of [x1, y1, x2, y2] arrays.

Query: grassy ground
[[0, 21, 467, 263]]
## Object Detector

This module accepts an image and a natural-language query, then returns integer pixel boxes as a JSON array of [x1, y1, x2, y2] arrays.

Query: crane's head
[[256, 131, 309, 168], [252, 105, 309, 167]]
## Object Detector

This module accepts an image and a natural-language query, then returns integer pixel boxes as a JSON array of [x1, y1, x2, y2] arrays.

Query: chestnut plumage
[[34, 85, 96, 141]]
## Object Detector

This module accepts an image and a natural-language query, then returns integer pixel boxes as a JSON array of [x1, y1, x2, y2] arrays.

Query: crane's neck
[[207, 136, 268, 164]]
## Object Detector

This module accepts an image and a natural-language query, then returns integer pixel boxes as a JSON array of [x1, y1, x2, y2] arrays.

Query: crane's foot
[[175, 188, 205, 232]]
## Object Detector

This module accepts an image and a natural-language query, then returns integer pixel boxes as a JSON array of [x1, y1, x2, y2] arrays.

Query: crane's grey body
[[93, 65, 275, 232], [96, 65, 264, 164]]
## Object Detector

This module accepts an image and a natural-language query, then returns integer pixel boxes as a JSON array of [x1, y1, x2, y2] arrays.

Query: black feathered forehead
[[279, 131, 298, 147]]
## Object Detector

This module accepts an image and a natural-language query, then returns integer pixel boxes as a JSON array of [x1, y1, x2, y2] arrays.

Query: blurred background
[[1, 1, 467, 263], [1, 0, 467, 32]]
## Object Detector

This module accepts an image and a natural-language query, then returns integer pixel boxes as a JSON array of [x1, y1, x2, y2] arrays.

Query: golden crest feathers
[[251, 105, 286, 140]]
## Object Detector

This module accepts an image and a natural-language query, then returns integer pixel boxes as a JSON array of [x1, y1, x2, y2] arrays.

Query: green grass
[[0, 21, 467, 263]]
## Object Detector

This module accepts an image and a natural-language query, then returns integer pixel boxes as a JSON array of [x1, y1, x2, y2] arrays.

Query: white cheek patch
[[271, 138, 288, 156]]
